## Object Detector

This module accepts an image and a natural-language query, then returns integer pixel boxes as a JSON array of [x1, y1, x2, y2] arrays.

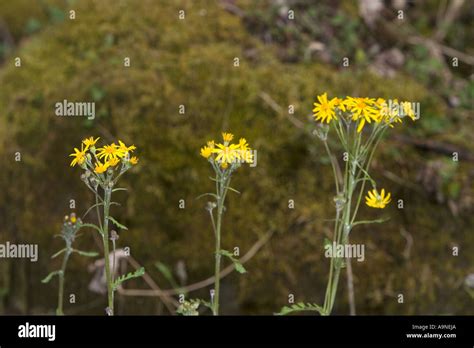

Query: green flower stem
[[212, 173, 231, 315], [56, 249, 71, 316], [102, 187, 114, 315], [350, 127, 387, 225], [322, 122, 366, 315]]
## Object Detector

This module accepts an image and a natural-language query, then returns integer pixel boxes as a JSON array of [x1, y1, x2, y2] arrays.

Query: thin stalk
[[323, 140, 340, 194], [56, 249, 71, 316], [102, 187, 114, 315], [350, 127, 387, 225], [212, 173, 231, 315]]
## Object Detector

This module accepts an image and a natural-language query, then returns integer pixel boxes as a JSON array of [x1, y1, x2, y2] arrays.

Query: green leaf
[[80, 223, 102, 234], [218, 250, 247, 274], [352, 217, 389, 226], [323, 238, 332, 248], [112, 267, 145, 290], [112, 187, 128, 192], [234, 262, 246, 274], [107, 216, 128, 230], [73, 249, 99, 257], [276, 302, 325, 316], [42, 270, 62, 284], [51, 248, 67, 259], [155, 262, 180, 290], [224, 185, 241, 194], [196, 192, 219, 200]]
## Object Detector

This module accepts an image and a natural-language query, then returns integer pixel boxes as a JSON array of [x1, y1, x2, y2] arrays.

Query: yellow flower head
[[97, 143, 124, 162], [313, 93, 337, 123], [365, 188, 391, 209], [331, 97, 346, 112], [213, 143, 240, 165], [380, 99, 402, 126], [238, 138, 249, 151], [345, 97, 379, 132], [207, 140, 215, 149], [82, 136, 100, 150], [400, 101, 416, 121], [69, 145, 87, 167], [130, 156, 139, 165], [118, 140, 137, 153], [107, 157, 120, 167], [94, 161, 110, 174], [222, 132, 234, 143], [240, 149, 254, 164], [200, 146, 213, 159], [70, 213, 77, 224]]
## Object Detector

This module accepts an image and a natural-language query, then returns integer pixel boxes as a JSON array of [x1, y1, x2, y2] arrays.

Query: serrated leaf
[[234, 262, 247, 274], [218, 249, 233, 258], [218, 249, 247, 274], [112, 267, 145, 290], [42, 270, 62, 283], [107, 216, 128, 230], [275, 302, 325, 316]]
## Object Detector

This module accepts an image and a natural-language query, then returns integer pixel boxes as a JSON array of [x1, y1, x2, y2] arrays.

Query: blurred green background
[[0, 0, 472, 315]]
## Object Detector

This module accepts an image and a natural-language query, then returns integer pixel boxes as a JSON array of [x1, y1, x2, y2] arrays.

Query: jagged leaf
[[112, 267, 145, 290], [276, 302, 325, 316], [218, 249, 247, 274], [107, 216, 128, 230]]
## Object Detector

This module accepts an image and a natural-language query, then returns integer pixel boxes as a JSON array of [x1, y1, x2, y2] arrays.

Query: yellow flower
[[70, 213, 77, 224], [94, 161, 110, 174], [69, 145, 87, 167], [365, 188, 391, 209], [213, 143, 240, 164], [238, 138, 249, 151], [207, 140, 215, 149], [220, 162, 229, 169], [222, 132, 234, 143], [82, 136, 100, 150], [200, 146, 213, 159], [400, 101, 416, 121], [97, 143, 125, 161], [118, 140, 137, 153], [107, 157, 120, 167], [380, 99, 402, 126], [240, 149, 253, 164], [130, 156, 139, 165], [345, 97, 379, 132], [313, 93, 337, 123], [331, 97, 346, 112]]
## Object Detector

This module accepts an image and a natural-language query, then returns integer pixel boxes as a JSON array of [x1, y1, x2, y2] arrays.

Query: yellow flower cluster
[[200, 132, 253, 169], [70, 137, 138, 174], [365, 188, 391, 209], [313, 93, 417, 132]]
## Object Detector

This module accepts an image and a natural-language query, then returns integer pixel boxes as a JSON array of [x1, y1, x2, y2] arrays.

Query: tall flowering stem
[[42, 213, 98, 315], [279, 94, 417, 316], [199, 132, 253, 315], [319, 95, 417, 315], [69, 137, 143, 315]]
